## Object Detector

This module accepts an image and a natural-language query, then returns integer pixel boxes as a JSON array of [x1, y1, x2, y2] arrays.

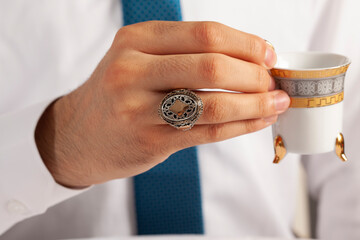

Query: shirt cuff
[[0, 99, 88, 234]]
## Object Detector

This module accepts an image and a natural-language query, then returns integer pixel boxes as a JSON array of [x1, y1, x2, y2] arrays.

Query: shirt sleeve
[[302, 148, 360, 239], [0, 100, 88, 235]]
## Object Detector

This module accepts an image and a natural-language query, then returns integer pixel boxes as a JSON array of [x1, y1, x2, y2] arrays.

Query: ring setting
[[158, 89, 203, 131]]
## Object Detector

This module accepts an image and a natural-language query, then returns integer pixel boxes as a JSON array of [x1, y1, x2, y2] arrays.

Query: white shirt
[[1, 0, 360, 239]]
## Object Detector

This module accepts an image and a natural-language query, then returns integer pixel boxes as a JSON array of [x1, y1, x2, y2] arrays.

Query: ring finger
[[151, 90, 290, 125]]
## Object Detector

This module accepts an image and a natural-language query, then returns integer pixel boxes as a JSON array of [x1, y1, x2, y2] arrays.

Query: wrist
[[34, 96, 90, 189]]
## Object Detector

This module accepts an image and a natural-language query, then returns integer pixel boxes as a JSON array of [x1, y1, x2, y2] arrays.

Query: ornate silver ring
[[158, 89, 203, 131]]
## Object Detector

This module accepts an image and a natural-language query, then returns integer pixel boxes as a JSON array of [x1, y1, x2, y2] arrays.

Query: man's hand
[[35, 21, 290, 188]]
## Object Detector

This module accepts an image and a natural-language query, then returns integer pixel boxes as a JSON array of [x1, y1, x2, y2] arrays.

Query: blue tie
[[122, 0, 204, 235]]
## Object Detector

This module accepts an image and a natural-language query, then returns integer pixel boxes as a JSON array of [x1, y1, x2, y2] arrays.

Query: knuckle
[[115, 98, 143, 123], [115, 26, 129, 39], [103, 60, 136, 89], [194, 21, 223, 50], [255, 66, 270, 91], [243, 119, 263, 133], [207, 123, 225, 141], [204, 96, 226, 123], [246, 36, 266, 61], [255, 94, 272, 117], [199, 54, 223, 85], [114, 26, 135, 47]]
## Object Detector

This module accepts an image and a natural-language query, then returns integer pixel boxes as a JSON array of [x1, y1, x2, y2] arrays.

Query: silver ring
[[158, 89, 203, 131]]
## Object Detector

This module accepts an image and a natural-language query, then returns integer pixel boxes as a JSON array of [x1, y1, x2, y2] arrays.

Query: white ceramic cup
[[271, 52, 350, 155]]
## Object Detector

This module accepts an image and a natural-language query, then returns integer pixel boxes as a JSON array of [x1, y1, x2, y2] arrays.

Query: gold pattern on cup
[[335, 133, 348, 162], [270, 64, 350, 79], [290, 92, 344, 108], [273, 135, 287, 164]]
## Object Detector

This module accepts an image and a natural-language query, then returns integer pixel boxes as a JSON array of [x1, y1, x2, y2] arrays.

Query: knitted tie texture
[[122, 0, 204, 235]]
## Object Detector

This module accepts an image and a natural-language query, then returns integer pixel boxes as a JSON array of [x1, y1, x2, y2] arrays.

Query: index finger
[[114, 21, 276, 68]]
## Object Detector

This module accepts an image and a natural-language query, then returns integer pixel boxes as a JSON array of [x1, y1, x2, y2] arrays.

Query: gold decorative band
[[271, 65, 349, 79], [290, 92, 344, 108]]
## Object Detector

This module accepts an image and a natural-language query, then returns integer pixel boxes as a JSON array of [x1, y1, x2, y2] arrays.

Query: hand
[[35, 21, 290, 188]]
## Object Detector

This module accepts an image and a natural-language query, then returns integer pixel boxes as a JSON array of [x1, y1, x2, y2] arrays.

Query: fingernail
[[268, 76, 276, 91], [263, 115, 278, 124], [275, 92, 290, 113], [264, 40, 277, 68]]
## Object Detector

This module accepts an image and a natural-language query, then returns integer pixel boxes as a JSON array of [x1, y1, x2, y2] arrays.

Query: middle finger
[[143, 53, 275, 93]]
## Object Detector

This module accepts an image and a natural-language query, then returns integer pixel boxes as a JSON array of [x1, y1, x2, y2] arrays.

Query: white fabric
[[0, 0, 360, 239], [64, 237, 307, 240]]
